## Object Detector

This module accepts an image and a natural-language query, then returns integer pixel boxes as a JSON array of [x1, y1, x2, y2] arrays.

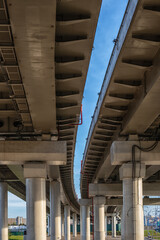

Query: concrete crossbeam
[[89, 183, 160, 197], [105, 198, 160, 206], [144, 183, 160, 196], [111, 141, 160, 165], [145, 165, 160, 180], [106, 198, 122, 206], [89, 183, 122, 197], [0, 141, 66, 165]]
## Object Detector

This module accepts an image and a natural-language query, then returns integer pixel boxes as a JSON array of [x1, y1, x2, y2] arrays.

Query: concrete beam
[[143, 183, 160, 196], [8, 185, 25, 201], [89, 183, 160, 197], [8, 165, 25, 184], [105, 198, 160, 206], [145, 165, 160, 180], [106, 198, 123, 206], [106, 213, 116, 217], [144, 198, 160, 205], [89, 183, 122, 197], [95, 154, 115, 182], [122, 51, 160, 135], [0, 141, 66, 165], [111, 141, 160, 165], [79, 199, 92, 206]]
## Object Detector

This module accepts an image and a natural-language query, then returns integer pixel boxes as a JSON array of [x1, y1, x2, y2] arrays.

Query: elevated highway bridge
[[81, 0, 160, 239], [0, 0, 160, 240], [0, 0, 101, 240]]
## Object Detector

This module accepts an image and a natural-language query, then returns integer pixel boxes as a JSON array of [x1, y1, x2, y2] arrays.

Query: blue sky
[[8, 0, 129, 218], [74, 0, 128, 198]]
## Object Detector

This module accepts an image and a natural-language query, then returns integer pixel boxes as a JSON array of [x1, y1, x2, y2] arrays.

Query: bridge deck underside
[[0, 0, 102, 213], [81, 0, 160, 205]]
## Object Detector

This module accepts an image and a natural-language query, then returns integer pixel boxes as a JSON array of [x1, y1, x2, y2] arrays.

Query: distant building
[[8, 217, 26, 225], [16, 216, 23, 225], [144, 216, 147, 226], [8, 218, 16, 225]]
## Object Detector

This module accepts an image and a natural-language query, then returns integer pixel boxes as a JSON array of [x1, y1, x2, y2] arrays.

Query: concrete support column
[[121, 210, 124, 239], [24, 164, 47, 240], [64, 205, 70, 240], [112, 215, 116, 238], [0, 182, 8, 240], [105, 216, 107, 238], [94, 197, 105, 240], [119, 163, 146, 240], [61, 214, 64, 237], [50, 180, 61, 240], [73, 213, 77, 237], [47, 215, 50, 236], [79, 199, 91, 240]]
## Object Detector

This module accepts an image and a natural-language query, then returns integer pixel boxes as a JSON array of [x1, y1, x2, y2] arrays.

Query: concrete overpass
[[0, 0, 102, 240], [81, 0, 160, 239]]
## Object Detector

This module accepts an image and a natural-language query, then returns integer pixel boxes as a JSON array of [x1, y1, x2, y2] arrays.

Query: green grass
[[8, 231, 160, 240], [9, 236, 24, 240], [144, 230, 160, 239]]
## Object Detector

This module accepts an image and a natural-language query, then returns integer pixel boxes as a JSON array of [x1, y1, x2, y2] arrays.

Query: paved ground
[[61, 236, 121, 239]]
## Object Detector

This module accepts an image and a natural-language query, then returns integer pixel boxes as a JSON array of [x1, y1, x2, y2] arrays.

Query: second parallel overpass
[[81, 0, 160, 239]]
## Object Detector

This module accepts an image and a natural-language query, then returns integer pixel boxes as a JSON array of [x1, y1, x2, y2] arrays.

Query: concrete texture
[[122, 178, 144, 240], [64, 205, 70, 240], [80, 201, 90, 240], [26, 178, 46, 240], [0, 182, 8, 240], [94, 197, 105, 240], [50, 181, 61, 240], [111, 141, 160, 165], [89, 182, 160, 197], [112, 216, 116, 238], [0, 141, 67, 165], [73, 213, 77, 237]]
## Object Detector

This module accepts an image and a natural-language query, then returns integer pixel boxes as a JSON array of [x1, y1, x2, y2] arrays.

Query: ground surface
[[61, 236, 121, 240], [9, 236, 23, 240], [9, 236, 121, 240], [12, 234, 160, 240], [144, 230, 160, 240]]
